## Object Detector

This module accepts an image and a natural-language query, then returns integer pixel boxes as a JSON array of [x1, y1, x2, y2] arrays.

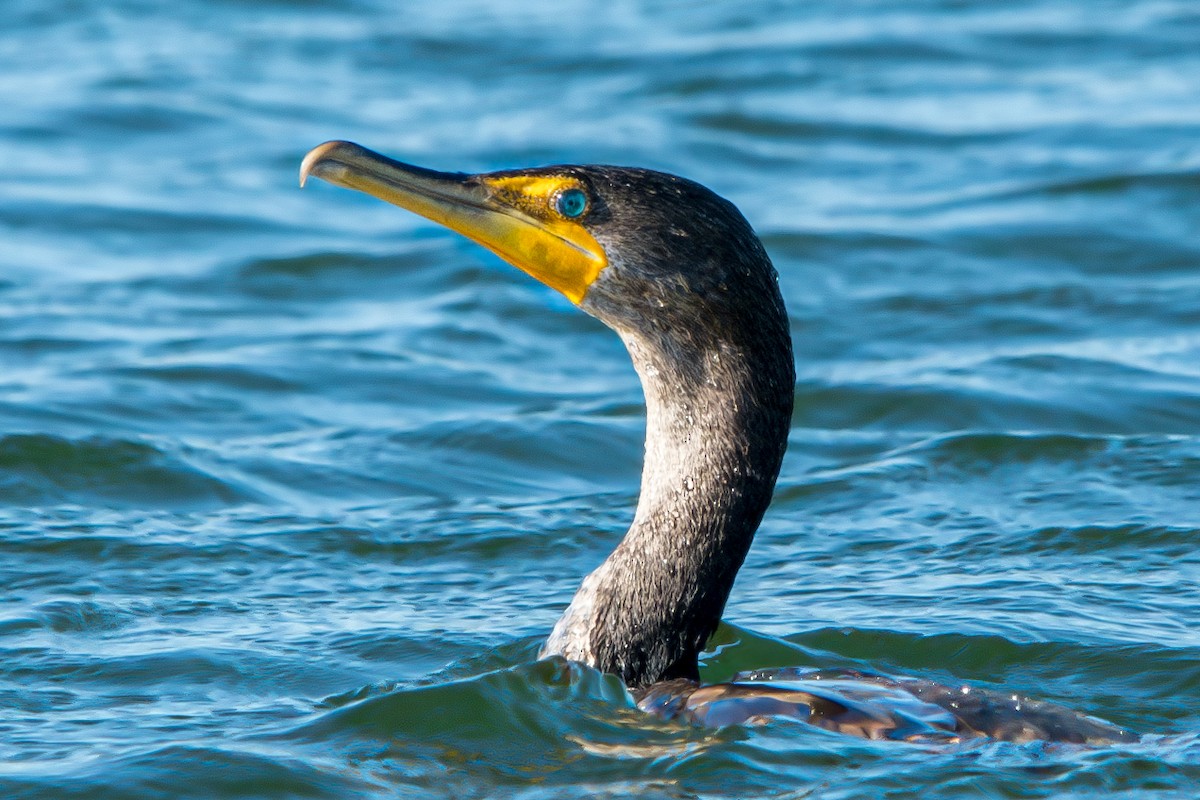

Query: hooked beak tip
[[300, 140, 356, 188]]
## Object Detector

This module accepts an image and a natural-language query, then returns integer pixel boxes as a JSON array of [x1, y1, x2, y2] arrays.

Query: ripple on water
[[32, 599, 138, 635], [0, 746, 377, 800], [0, 434, 256, 509], [3, 0, 1200, 797]]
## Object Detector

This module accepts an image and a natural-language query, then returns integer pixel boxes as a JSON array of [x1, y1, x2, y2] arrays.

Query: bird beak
[[300, 140, 607, 304]]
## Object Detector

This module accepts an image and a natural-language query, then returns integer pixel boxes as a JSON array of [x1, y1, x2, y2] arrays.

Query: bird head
[[300, 141, 776, 341]]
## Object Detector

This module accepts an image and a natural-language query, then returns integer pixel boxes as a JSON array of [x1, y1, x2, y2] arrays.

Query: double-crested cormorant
[[300, 140, 1137, 744]]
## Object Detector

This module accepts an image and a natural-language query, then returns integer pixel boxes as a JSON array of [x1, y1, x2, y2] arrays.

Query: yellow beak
[[300, 141, 607, 304]]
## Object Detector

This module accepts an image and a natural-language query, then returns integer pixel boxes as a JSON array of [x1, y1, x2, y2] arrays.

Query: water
[[3, 0, 1200, 796]]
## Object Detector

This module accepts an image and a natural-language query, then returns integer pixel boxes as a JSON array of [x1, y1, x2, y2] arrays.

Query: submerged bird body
[[301, 141, 1136, 744]]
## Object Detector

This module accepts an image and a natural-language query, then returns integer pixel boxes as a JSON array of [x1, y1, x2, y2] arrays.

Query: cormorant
[[300, 140, 1137, 744]]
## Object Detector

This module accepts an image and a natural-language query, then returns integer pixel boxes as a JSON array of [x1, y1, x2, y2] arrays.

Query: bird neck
[[541, 313, 794, 688]]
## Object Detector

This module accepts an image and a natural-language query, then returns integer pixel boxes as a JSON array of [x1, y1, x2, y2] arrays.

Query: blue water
[[3, 1, 1200, 797]]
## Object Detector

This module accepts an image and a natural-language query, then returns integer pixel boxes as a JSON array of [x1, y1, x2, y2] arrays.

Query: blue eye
[[555, 187, 588, 218]]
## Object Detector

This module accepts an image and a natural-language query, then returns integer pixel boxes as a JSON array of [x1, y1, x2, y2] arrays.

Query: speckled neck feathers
[[539, 167, 795, 687]]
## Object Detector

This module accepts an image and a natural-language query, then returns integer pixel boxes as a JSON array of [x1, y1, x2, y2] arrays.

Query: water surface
[[3, 1, 1200, 797]]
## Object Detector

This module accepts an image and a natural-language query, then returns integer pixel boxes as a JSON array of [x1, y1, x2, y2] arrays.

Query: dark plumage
[[535, 167, 794, 687], [301, 141, 1138, 744]]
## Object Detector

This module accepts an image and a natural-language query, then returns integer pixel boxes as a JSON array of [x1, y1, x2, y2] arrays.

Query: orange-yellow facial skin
[[473, 174, 605, 304], [300, 141, 607, 305]]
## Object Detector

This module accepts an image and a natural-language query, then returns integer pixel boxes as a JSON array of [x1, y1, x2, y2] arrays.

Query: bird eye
[[554, 187, 588, 219]]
